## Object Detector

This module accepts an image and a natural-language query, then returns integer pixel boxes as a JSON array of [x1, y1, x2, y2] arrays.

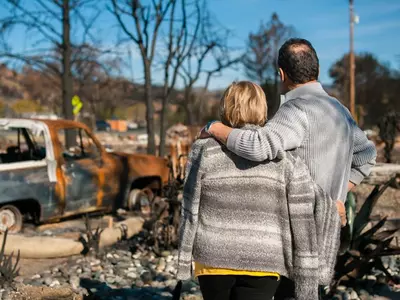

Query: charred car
[[0, 118, 169, 233]]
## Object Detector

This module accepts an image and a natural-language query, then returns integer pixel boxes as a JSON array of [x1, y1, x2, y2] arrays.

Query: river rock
[[161, 251, 171, 257], [140, 270, 152, 284], [105, 276, 116, 284], [157, 258, 166, 272], [165, 265, 176, 274], [69, 275, 80, 290], [44, 277, 53, 286], [349, 289, 359, 300], [135, 279, 144, 288], [49, 279, 60, 287], [127, 272, 137, 279]]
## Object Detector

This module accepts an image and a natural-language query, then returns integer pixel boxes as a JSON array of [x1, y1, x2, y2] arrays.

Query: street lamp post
[[349, 0, 356, 120]]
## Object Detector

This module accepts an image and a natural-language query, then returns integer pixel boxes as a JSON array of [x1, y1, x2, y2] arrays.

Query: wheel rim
[[139, 194, 151, 216], [140, 188, 154, 216], [129, 190, 151, 216], [0, 208, 18, 232]]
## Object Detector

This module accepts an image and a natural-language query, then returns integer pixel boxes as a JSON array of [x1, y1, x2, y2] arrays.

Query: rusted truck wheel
[[128, 189, 154, 216], [0, 205, 23, 233]]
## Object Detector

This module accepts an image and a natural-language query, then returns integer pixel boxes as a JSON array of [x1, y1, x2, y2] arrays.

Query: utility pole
[[62, 0, 75, 147], [349, 0, 356, 120]]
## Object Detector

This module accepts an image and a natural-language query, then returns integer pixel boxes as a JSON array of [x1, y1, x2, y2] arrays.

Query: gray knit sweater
[[177, 135, 341, 300], [227, 82, 377, 201]]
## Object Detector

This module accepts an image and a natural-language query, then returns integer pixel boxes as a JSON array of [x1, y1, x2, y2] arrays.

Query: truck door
[[81, 130, 120, 209], [59, 128, 101, 213]]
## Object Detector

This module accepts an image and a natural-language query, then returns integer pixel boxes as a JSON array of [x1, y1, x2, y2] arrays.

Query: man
[[199, 38, 377, 298]]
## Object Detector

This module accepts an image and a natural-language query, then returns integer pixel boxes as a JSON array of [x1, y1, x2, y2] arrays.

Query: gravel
[[325, 256, 400, 300], [10, 245, 202, 300], [5, 252, 400, 300], [4, 226, 399, 300]]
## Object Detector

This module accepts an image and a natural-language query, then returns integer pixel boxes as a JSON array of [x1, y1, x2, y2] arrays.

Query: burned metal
[[123, 167, 183, 256], [119, 223, 129, 240], [152, 200, 180, 256], [378, 112, 400, 163], [79, 214, 104, 257], [146, 167, 183, 256], [132, 140, 188, 255], [0, 229, 20, 287], [0, 118, 170, 232], [0, 205, 23, 234], [169, 140, 189, 182], [166, 123, 199, 182]]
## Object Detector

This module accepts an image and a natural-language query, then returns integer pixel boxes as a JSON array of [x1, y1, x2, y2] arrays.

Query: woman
[[177, 81, 340, 300]]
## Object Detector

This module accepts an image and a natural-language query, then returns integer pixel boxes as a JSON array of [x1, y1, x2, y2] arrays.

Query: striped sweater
[[227, 82, 377, 201], [177, 136, 341, 300]]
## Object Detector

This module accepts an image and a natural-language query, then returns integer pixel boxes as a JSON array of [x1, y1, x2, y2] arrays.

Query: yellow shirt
[[194, 262, 280, 279]]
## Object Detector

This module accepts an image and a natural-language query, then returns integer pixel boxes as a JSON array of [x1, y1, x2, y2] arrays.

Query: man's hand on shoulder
[[196, 125, 211, 140], [196, 121, 232, 144]]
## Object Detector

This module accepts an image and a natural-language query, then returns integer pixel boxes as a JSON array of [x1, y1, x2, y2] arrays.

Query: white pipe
[[1, 217, 144, 258]]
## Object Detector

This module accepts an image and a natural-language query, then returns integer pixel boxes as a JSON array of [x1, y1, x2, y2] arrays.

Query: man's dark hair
[[278, 38, 319, 84]]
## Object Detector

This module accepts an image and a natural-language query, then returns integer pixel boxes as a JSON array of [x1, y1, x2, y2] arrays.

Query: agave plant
[[0, 229, 20, 287], [329, 175, 400, 293]]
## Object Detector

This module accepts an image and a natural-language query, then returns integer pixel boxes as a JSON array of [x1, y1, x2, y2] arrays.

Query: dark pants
[[274, 277, 295, 300], [198, 275, 280, 300]]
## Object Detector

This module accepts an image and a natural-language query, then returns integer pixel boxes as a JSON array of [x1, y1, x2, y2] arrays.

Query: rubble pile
[[96, 133, 145, 154], [7, 241, 202, 300], [166, 124, 192, 145], [6, 249, 399, 300], [1, 220, 399, 300], [92, 123, 200, 155]]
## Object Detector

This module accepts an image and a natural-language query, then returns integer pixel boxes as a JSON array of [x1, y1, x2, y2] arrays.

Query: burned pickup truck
[[0, 118, 169, 233]]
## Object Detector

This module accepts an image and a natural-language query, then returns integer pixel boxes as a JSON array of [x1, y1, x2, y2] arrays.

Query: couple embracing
[[177, 38, 377, 300]]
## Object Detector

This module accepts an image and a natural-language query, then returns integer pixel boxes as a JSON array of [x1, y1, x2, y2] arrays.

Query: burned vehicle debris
[[0, 118, 169, 233]]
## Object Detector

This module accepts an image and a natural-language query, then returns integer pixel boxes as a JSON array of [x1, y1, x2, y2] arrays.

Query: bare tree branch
[[109, 0, 174, 155], [176, 3, 242, 126], [242, 13, 295, 117], [110, 0, 140, 44], [149, 0, 173, 62], [36, 0, 63, 21], [0, 0, 104, 134]]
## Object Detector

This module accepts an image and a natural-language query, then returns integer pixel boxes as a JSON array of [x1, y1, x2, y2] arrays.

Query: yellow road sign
[[72, 95, 83, 115]]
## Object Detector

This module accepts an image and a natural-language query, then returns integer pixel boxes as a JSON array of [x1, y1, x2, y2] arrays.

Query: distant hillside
[[0, 64, 26, 101], [0, 64, 222, 125]]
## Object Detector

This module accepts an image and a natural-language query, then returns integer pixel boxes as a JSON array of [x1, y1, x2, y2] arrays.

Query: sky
[[1, 0, 400, 90], [204, 0, 400, 89]]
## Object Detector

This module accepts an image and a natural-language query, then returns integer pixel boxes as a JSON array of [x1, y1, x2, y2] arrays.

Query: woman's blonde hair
[[220, 81, 267, 128]]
